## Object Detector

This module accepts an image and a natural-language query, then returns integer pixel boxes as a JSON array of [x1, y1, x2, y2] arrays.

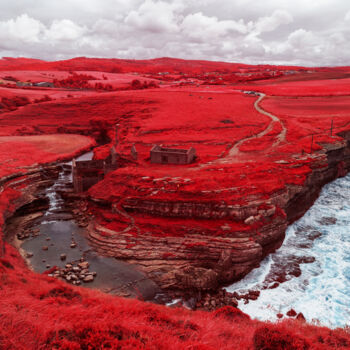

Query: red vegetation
[[0, 95, 30, 111], [53, 72, 98, 89], [0, 57, 349, 348]]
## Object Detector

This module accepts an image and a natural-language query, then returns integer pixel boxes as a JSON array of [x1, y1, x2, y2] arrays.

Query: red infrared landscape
[[0, 56, 350, 349]]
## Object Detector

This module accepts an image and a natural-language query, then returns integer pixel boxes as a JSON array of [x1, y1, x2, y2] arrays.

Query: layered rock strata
[[87, 136, 350, 292]]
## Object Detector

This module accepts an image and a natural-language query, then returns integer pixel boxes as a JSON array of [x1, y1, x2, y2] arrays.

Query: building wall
[[72, 158, 118, 192], [150, 151, 189, 164]]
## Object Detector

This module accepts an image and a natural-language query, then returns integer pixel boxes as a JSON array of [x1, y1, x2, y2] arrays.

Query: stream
[[16, 152, 160, 300], [226, 173, 350, 328]]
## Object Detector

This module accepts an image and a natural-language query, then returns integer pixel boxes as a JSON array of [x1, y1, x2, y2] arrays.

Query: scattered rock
[[286, 308, 297, 317], [70, 242, 77, 249], [296, 312, 306, 322], [26, 252, 34, 258], [78, 261, 89, 270], [50, 258, 96, 286], [269, 282, 279, 289], [195, 289, 238, 311], [276, 313, 283, 319], [60, 254, 66, 261], [83, 275, 94, 283], [42, 246, 48, 251]]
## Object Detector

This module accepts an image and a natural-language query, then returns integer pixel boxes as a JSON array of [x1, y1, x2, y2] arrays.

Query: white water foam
[[226, 173, 350, 328]]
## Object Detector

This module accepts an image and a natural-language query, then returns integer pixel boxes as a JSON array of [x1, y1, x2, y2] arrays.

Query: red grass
[[0, 57, 349, 348]]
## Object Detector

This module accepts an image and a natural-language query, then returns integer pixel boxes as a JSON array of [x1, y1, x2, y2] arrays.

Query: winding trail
[[213, 92, 286, 164]]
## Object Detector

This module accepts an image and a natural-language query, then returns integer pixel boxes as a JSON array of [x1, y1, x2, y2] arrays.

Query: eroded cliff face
[[86, 135, 350, 293], [3, 135, 350, 295]]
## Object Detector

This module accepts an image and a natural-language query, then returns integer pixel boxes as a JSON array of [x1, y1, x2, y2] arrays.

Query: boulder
[[83, 275, 94, 283], [78, 261, 89, 270], [286, 308, 297, 317], [175, 266, 218, 291]]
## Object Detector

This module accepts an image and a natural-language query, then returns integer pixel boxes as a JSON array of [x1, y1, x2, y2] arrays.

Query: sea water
[[226, 173, 350, 328]]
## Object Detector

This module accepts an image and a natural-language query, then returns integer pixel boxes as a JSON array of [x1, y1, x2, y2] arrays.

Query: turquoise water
[[227, 173, 350, 328]]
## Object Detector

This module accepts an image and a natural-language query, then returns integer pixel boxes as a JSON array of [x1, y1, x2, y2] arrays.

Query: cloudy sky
[[0, 0, 349, 66]]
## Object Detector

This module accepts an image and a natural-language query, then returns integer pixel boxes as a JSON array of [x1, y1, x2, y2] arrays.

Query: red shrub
[[253, 325, 310, 350]]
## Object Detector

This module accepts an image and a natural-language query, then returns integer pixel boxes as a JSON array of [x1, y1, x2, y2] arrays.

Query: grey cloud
[[0, 0, 349, 66]]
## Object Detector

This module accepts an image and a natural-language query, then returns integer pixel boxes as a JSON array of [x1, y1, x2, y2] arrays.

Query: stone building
[[150, 145, 196, 165], [33, 82, 54, 88], [72, 147, 118, 192], [16, 81, 33, 87]]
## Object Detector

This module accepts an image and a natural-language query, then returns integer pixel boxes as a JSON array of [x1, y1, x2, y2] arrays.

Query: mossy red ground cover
[[0, 57, 350, 348], [0, 135, 95, 178]]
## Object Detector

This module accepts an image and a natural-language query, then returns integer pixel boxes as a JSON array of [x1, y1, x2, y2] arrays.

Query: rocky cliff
[[87, 134, 350, 293]]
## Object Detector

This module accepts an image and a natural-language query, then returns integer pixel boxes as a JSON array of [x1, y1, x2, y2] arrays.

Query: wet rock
[[70, 274, 78, 281], [269, 282, 279, 289], [286, 309, 297, 317], [83, 275, 94, 283], [175, 266, 218, 291], [296, 312, 306, 322], [319, 216, 337, 225], [195, 290, 238, 311], [78, 261, 89, 270], [248, 290, 260, 300]]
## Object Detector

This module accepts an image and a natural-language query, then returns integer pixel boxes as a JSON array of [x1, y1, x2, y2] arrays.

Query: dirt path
[[211, 92, 286, 164], [228, 92, 286, 157], [254, 93, 286, 148]]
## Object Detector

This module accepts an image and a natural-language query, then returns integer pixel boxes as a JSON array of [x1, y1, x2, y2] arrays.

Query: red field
[[0, 57, 350, 349]]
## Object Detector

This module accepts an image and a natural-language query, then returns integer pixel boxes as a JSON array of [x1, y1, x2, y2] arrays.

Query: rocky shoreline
[[1, 132, 350, 313], [85, 134, 350, 303]]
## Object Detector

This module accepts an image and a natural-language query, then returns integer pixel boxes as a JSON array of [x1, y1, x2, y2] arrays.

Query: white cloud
[[45, 19, 87, 41], [0, 0, 349, 66], [254, 9, 293, 34], [181, 12, 247, 42], [0, 14, 44, 43], [345, 10, 350, 21], [125, 0, 181, 33]]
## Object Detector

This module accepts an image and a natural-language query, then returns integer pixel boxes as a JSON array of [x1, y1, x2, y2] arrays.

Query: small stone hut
[[34, 82, 54, 88], [72, 147, 118, 192], [150, 145, 196, 165], [16, 81, 33, 87]]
